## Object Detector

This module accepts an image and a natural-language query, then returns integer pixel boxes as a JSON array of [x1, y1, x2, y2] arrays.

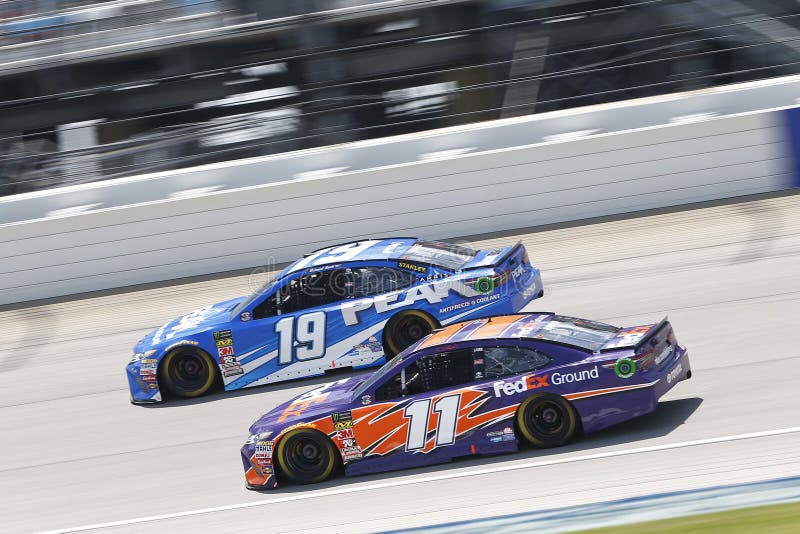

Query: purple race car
[[241, 312, 691, 489]]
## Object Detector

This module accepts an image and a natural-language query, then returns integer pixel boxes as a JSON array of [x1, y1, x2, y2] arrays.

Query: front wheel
[[159, 348, 218, 398], [275, 429, 338, 485], [383, 311, 439, 356], [516, 394, 579, 448]]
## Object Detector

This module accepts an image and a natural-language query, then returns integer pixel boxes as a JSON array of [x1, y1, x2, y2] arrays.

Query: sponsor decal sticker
[[521, 281, 539, 299], [331, 411, 353, 428], [240, 311, 252, 322], [337, 428, 355, 440], [215, 337, 233, 348], [551, 366, 599, 385], [342, 279, 482, 326], [140, 360, 158, 384], [397, 261, 427, 273], [307, 263, 342, 274], [255, 440, 274, 455], [352, 340, 382, 357], [655, 344, 674, 366], [614, 358, 637, 379], [667, 363, 683, 384], [213, 329, 233, 341], [492, 374, 550, 397], [342, 445, 363, 461], [220, 354, 243, 377], [487, 427, 514, 439], [474, 276, 495, 294], [419, 273, 450, 283], [213, 329, 238, 372], [334, 420, 354, 431], [439, 293, 501, 314], [281, 422, 317, 434]]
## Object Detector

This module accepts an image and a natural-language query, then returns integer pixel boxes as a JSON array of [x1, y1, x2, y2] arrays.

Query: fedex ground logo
[[493, 374, 550, 397]]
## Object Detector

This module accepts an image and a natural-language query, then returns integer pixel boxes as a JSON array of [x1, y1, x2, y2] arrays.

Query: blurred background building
[[2, 0, 799, 195]]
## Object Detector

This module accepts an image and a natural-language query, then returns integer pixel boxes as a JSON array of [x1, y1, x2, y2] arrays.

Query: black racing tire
[[383, 310, 439, 356], [516, 393, 579, 448], [159, 347, 218, 398], [275, 429, 338, 485]]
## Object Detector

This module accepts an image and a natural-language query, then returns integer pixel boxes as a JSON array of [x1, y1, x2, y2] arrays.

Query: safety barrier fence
[[1, 75, 798, 305]]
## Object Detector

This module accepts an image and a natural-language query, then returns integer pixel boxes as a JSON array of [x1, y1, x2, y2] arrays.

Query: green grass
[[572, 501, 800, 534]]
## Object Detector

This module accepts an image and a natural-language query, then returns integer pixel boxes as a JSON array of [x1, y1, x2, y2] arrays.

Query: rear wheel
[[383, 310, 439, 356], [160, 348, 218, 398], [516, 394, 579, 448], [276, 429, 338, 485]]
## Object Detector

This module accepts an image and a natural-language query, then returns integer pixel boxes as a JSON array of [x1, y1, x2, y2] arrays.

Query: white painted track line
[[38, 426, 800, 534]]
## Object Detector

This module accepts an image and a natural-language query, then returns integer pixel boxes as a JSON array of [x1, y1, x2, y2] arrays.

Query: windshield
[[231, 276, 278, 318], [398, 240, 477, 270], [537, 315, 619, 351]]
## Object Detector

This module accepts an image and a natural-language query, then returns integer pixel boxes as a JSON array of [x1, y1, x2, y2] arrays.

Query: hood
[[249, 376, 363, 435], [135, 296, 246, 351]]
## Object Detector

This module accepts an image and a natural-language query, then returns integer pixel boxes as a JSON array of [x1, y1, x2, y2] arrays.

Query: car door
[[357, 348, 476, 458], [225, 271, 339, 387], [333, 266, 419, 367]]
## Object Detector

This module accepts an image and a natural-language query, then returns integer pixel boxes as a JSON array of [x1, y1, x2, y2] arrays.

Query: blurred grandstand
[[1, 0, 799, 195]]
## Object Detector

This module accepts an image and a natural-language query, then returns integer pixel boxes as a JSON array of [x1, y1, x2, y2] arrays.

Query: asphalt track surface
[[2, 191, 800, 533]]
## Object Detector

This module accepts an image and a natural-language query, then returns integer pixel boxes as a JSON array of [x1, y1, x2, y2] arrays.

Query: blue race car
[[127, 238, 543, 403]]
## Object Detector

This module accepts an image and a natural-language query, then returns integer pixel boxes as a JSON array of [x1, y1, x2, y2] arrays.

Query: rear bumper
[[651, 346, 691, 400], [513, 268, 544, 310], [576, 348, 691, 434]]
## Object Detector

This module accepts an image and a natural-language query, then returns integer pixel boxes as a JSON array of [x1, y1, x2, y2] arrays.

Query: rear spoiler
[[599, 316, 670, 353], [634, 317, 671, 351], [462, 241, 524, 271]]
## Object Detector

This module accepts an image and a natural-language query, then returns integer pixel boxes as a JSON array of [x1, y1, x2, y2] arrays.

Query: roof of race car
[[415, 314, 551, 351], [278, 238, 417, 279], [414, 313, 623, 353], [277, 238, 508, 279]]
